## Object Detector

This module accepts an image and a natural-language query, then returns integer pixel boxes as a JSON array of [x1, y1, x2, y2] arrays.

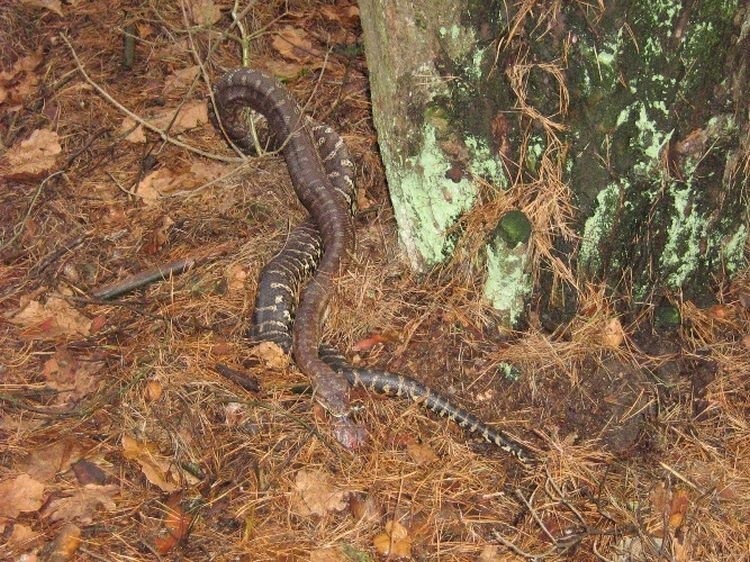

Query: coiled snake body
[[212, 68, 533, 463], [213, 68, 361, 446]]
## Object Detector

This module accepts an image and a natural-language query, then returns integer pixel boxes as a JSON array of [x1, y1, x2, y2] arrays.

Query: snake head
[[331, 415, 369, 450]]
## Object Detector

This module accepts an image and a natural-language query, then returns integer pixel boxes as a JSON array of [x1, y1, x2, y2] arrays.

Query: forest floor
[[1, 2, 748, 561]]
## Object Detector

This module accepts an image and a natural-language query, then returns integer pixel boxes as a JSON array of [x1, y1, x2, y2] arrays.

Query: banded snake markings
[[212, 68, 534, 464]]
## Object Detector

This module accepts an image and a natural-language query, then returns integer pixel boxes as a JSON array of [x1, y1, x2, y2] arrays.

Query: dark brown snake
[[212, 68, 533, 464]]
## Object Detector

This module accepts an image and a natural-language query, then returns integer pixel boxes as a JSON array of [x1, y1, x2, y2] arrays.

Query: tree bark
[[357, 0, 749, 326]]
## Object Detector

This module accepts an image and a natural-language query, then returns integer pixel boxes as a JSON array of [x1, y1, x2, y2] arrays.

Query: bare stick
[[213, 363, 261, 393], [491, 530, 557, 560], [2, 127, 109, 253], [0, 171, 63, 252], [544, 466, 588, 527], [516, 487, 558, 544], [91, 257, 199, 300], [232, 0, 252, 65]]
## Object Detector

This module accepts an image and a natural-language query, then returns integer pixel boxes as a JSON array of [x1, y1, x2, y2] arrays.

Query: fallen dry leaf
[[136, 158, 223, 202], [142, 214, 175, 253], [188, 0, 220, 26], [320, 5, 360, 27], [225, 263, 248, 295], [18, 437, 92, 482], [20, 0, 63, 16], [41, 348, 103, 402], [405, 438, 438, 465], [264, 59, 305, 80], [0, 49, 42, 108], [672, 534, 689, 562], [41, 484, 118, 524], [6, 523, 40, 552], [188, 159, 226, 184], [349, 493, 382, 524], [71, 459, 108, 486], [0, 473, 45, 518], [9, 295, 91, 338], [668, 489, 689, 530], [144, 379, 164, 402], [601, 317, 625, 347], [356, 188, 374, 211], [123, 102, 208, 152], [153, 493, 193, 554], [164, 65, 200, 94], [150, 100, 208, 133], [136, 21, 154, 38], [271, 26, 319, 62], [46, 523, 81, 562], [89, 314, 108, 333], [351, 333, 389, 352], [310, 547, 348, 562], [373, 520, 412, 558], [251, 341, 290, 370], [122, 434, 183, 493], [477, 545, 504, 562], [289, 469, 347, 516], [650, 481, 669, 514], [1, 128, 61, 180], [211, 341, 234, 356], [120, 117, 147, 144], [707, 304, 733, 320], [0, 48, 43, 80], [136, 168, 178, 205]]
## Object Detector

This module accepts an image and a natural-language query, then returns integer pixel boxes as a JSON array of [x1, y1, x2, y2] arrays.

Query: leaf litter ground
[[0, 1, 749, 561]]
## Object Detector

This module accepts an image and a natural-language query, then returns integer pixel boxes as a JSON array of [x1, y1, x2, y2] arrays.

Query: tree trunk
[[357, 0, 749, 326]]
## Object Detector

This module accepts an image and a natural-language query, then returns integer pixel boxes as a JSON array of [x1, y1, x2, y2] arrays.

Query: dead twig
[[516, 487, 557, 544], [213, 363, 261, 393], [492, 529, 558, 560], [30, 236, 86, 276], [90, 256, 205, 300], [0, 171, 63, 253]]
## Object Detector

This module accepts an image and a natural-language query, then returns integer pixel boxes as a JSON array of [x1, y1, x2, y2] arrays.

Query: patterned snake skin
[[212, 68, 363, 447], [212, 69, 533, 463]]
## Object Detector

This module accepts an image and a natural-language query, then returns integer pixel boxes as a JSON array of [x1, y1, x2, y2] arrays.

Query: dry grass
[[1, 1, 749, 561]]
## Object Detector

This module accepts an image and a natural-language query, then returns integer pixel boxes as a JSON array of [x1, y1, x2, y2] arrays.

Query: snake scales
[[212, 68, 533, 464]]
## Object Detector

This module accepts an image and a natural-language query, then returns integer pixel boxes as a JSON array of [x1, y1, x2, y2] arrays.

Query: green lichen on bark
[[391, 124, 477, 265], [484, 211, 533, 326], [361, 0, 514, 272], [429, 5, 536, 313], [483, 237, 531, 328], [464, 136, 506, 186], [430, 5, 510, 191], [678, 1, 741, 97], [579, 181, 624, 273], [359, 0, 747, 325], [567, 0, 746, 300]]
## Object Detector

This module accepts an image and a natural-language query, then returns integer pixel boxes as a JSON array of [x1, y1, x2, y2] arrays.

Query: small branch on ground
[[90, 255, 214, 300], [213, 363, 261, 392]]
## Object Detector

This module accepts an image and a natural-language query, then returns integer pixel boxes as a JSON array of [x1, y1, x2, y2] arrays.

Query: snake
[[212, 68, 534, 464], [212, 68, 364, 447]]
